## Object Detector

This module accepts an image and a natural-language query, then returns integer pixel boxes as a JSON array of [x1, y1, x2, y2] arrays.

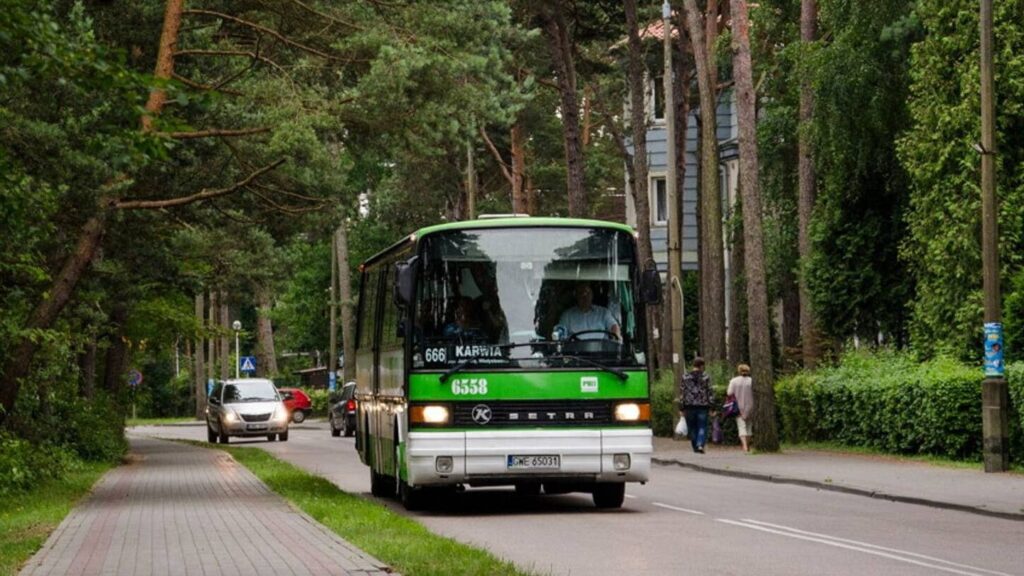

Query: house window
[[652, 176, 667, 225], [652, 76, 665, 122]]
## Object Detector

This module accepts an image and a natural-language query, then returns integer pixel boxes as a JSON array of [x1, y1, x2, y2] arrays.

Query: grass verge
[[783, 441, 1024, 474], [205, 443, 535, 576], [0, 461, 113, 576]]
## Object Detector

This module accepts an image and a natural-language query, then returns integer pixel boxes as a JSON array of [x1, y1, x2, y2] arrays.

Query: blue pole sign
[[207, 378, 215, 396], [984, 322, 1004, 377], [328, 370, 337, 392]]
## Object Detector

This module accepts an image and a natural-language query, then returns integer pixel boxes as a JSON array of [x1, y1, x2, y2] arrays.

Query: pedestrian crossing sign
[[239, 356, 257, 373]]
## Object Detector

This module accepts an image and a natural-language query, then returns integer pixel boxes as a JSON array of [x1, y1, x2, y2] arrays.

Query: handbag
[[674, 416, 688, 437], [711, 415, 723, 444], [722, 395, 740, 418]]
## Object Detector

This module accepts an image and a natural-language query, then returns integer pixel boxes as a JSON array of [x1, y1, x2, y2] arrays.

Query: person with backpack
[[679, 357, 714, 453]]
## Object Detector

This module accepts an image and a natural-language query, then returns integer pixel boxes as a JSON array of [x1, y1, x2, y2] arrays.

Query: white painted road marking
[[651, 502, 705, 515], [717, 518, 1004, 576], [741, 519, 1015, 576]]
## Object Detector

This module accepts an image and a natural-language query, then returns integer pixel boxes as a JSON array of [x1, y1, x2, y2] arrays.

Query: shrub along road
[[136, 422, 1024, 576]]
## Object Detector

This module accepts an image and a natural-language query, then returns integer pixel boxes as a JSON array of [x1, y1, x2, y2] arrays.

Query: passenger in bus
[[443, 297, 485, 340], [557, 282, 621, 341]]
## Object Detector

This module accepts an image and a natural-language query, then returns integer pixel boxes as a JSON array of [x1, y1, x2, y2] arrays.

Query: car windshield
[[223, 381, 278, 403], [413, 227, 645, 370]]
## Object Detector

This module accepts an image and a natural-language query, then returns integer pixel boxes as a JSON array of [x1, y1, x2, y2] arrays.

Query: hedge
[[775, 351, 1024, 464]]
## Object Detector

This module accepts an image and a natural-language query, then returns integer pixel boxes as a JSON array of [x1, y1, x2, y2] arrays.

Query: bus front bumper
[[405, 428, 652, 486]]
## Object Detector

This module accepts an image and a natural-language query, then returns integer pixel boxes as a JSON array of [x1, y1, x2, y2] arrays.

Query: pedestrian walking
[[679, 357, 714, 453], [727, 363, 755, 452]]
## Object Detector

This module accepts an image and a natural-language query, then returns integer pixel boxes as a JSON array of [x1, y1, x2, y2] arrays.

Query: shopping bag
[[722, 395, 740, 418], [674, 416, 688, 437]]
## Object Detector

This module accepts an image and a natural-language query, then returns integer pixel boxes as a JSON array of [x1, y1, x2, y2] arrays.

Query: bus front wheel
[[592, 483, 625, 509], [399, 480, 428, 511]]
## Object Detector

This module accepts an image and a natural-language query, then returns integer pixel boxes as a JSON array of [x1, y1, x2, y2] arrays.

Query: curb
[[652, 457, 1024, 522]]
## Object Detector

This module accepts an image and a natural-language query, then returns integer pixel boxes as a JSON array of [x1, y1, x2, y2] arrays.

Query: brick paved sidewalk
[[20, 436, 395, 576]]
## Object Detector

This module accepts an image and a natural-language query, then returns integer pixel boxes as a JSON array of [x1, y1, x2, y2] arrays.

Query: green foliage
[[776, 351, 1024, 463], [0, 433, 80, 497], [899, 0, 1024, 358], [306, 388, 330, 417], [805, 0, 917, 344], [0, 460, 112, 575], [650, 371, 676, 437]]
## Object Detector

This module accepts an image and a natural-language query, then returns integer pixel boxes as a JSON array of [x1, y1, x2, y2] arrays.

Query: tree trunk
[[526, 175, 537, 217], [539, 4, 586, 217], [336, 223, 356, 383], [0, 211, 109, 423], [79, 339, 97, 399], [511, 122, 528, 214], [256, 286, 278, 377], [207, 290, 216, 383], [731, 0, 778, 451], [194, 292, 206, 418], [782, 268, 801, 351], [728, 203, 747, 366], [625, 0, 662, 377], [798, 0, 820, 369], [684, 0, 726, 364], [674, 30, 693, 364], [219, 292, 230, 380], [142, 0, 185, 131], [102, 304, 130, 397]]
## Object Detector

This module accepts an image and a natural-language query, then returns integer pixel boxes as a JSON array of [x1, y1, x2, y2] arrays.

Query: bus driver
[[557, 282, 621, 341]]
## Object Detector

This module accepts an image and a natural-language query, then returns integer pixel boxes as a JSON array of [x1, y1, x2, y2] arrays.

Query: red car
[[277, 387, 312, 423]]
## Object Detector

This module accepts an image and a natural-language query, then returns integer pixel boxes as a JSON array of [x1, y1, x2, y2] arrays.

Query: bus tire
[[370, 469, 389, 497], [592, 483, 625, 509], [400, 480, 428, 511]]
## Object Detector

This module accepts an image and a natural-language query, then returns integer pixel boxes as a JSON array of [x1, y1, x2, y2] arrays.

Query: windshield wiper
[[438, 357, 481, 383], [554, 355, 629, 381]]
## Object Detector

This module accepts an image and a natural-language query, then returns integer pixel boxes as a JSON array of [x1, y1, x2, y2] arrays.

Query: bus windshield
[[414, 227, 645, 370]]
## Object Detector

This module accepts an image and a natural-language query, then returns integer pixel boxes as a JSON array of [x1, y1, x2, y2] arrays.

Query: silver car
[[206, 378, 290, 443]]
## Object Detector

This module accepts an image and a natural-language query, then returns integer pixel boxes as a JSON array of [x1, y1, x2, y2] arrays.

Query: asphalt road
[[132, 422, 1024, 576]]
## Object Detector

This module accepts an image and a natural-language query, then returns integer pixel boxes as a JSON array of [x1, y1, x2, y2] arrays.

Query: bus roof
[[414, 217, 634, 238], [361, 217, 635, 268]]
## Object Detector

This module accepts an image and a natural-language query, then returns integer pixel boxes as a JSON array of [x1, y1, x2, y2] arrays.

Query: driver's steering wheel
[[567, 329, 621, 342]]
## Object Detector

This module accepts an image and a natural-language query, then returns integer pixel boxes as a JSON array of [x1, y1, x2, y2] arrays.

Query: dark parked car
[[329, 382, 357, 437], [278, 387, 313, 423]]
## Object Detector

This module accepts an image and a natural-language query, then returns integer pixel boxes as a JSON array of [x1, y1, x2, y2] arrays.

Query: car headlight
[[224, 410, 238, 423], [273, 407, 288, 423], [614, 402, 650, 422], [410, 405, 450, 425]]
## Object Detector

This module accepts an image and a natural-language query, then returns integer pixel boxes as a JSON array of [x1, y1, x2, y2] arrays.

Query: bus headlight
[[410, 405, 450, 425], [614, 402, 650, 422]]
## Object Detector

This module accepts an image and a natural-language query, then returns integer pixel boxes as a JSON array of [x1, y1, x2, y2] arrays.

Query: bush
[[0, 433, 80, 497], [776, 350, 1024, 463], [306, 388, 330, 416]]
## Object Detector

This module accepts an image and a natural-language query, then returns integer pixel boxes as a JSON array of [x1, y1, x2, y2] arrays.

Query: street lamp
[[232, 320, 242, 379]]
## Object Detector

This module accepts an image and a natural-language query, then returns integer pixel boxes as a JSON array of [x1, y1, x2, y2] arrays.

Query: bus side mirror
[[394, 255, 419, 307], [641, 267, 662, 305]]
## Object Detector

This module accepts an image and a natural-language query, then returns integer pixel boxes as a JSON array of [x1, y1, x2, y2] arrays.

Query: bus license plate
[[507, 455, 560, 470]]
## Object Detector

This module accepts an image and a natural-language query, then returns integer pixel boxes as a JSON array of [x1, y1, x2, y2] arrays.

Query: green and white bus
[[353, 216, 661, 509]]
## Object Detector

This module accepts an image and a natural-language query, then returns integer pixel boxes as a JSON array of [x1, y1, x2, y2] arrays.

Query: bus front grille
[[451, 400, 614, 427]]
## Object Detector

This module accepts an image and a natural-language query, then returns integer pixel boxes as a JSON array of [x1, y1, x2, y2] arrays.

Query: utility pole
[[466, 142, 477, 220], [330, 231, 338, 376], [980, 0, 1008, 473], [664, 0, 684, 374]]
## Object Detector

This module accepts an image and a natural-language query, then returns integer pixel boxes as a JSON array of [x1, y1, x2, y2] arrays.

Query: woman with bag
[[726, 364, 755, 452], [679, 357, 714, 453]]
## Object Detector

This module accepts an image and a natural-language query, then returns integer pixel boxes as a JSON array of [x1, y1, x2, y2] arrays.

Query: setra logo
[[471, 404, 492, 425]]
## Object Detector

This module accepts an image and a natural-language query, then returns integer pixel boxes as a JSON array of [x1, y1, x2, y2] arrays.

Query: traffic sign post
[[127, 369, 143, 420], [328, 371, 337, 392], [239, 356, 257, 375]]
